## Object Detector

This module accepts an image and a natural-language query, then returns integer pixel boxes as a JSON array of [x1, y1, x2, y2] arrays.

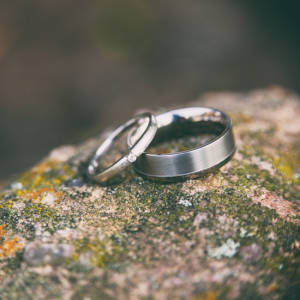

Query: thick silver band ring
[[128, 107, 235, 181], [87, 113, 157, 183]]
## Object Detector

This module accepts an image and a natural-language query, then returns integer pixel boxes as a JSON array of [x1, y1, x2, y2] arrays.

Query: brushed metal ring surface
[[128, 107, 235, 181], [87, 113, 157, 183]]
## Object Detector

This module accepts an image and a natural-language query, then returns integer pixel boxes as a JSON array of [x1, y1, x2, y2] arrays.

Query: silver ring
[[87, 113, 157, 183], [128, 107, 235, 181]]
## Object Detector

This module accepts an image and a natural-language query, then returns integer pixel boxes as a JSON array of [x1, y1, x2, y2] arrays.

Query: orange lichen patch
[[192, 291, 218, 300], [22, 188, 63, 205], [0, 225, 5, 238], [0, 224, 25, 260], [267, 282, 279, 292], [249, 188, 297, 218]]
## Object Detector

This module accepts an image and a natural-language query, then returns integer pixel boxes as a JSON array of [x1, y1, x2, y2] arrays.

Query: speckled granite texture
[[1, 87, 300, 300]]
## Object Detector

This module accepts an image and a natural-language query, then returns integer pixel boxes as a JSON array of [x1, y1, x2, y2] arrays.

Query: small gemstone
[[128, 153, 137, 163], [68, 179, 85, 187]]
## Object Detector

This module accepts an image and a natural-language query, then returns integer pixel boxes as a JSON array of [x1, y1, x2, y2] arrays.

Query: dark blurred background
[[1, 0, 300, 180]]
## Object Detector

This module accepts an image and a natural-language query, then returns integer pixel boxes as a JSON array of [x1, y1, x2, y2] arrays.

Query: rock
[[23, 242, 75, 265], [48, 146, 76, 162], [193, 212, 208, 226], [1, 87, 300, 299], [239, 244, 263, 263]]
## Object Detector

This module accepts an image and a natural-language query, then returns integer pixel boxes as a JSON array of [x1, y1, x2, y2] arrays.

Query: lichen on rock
[[0, 86, 300, 299], [0, 225, 25, 260], [208, 239, 240, 259]]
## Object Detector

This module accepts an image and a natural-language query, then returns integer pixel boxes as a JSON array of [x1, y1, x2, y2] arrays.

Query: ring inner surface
[[130, 111, 228, 155]]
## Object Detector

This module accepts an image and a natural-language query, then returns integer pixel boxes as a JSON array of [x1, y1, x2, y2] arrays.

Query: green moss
[[72, 235, 129, 270]]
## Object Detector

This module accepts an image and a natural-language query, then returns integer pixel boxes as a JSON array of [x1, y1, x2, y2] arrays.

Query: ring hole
[[146, 132, 218, 154], [129, 118, 226, 154], [95, 129, 130, 173]]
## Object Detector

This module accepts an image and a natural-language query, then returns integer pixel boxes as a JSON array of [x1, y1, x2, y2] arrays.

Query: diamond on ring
[[127, 152, 137, 163]]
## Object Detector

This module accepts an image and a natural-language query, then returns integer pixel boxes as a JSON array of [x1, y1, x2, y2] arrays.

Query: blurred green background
[[1, 0, 300, 180]]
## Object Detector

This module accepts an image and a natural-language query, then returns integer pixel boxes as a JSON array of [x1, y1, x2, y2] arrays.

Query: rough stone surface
[[1, 86, 300, 299], [239, 243, 263, 264], [23, 242, 75, 265]]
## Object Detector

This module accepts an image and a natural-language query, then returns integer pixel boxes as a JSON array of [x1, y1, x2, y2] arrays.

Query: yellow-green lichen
[[17, 160, 75, 190]]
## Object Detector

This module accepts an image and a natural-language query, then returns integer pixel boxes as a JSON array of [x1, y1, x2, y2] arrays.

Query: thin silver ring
[[128, 107, 235, 181], [87, 113, 157, 183]]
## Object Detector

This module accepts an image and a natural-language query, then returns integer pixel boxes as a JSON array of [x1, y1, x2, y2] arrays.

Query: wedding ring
[[87, 113, 157, 183], [128, 107, 235, 181]]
